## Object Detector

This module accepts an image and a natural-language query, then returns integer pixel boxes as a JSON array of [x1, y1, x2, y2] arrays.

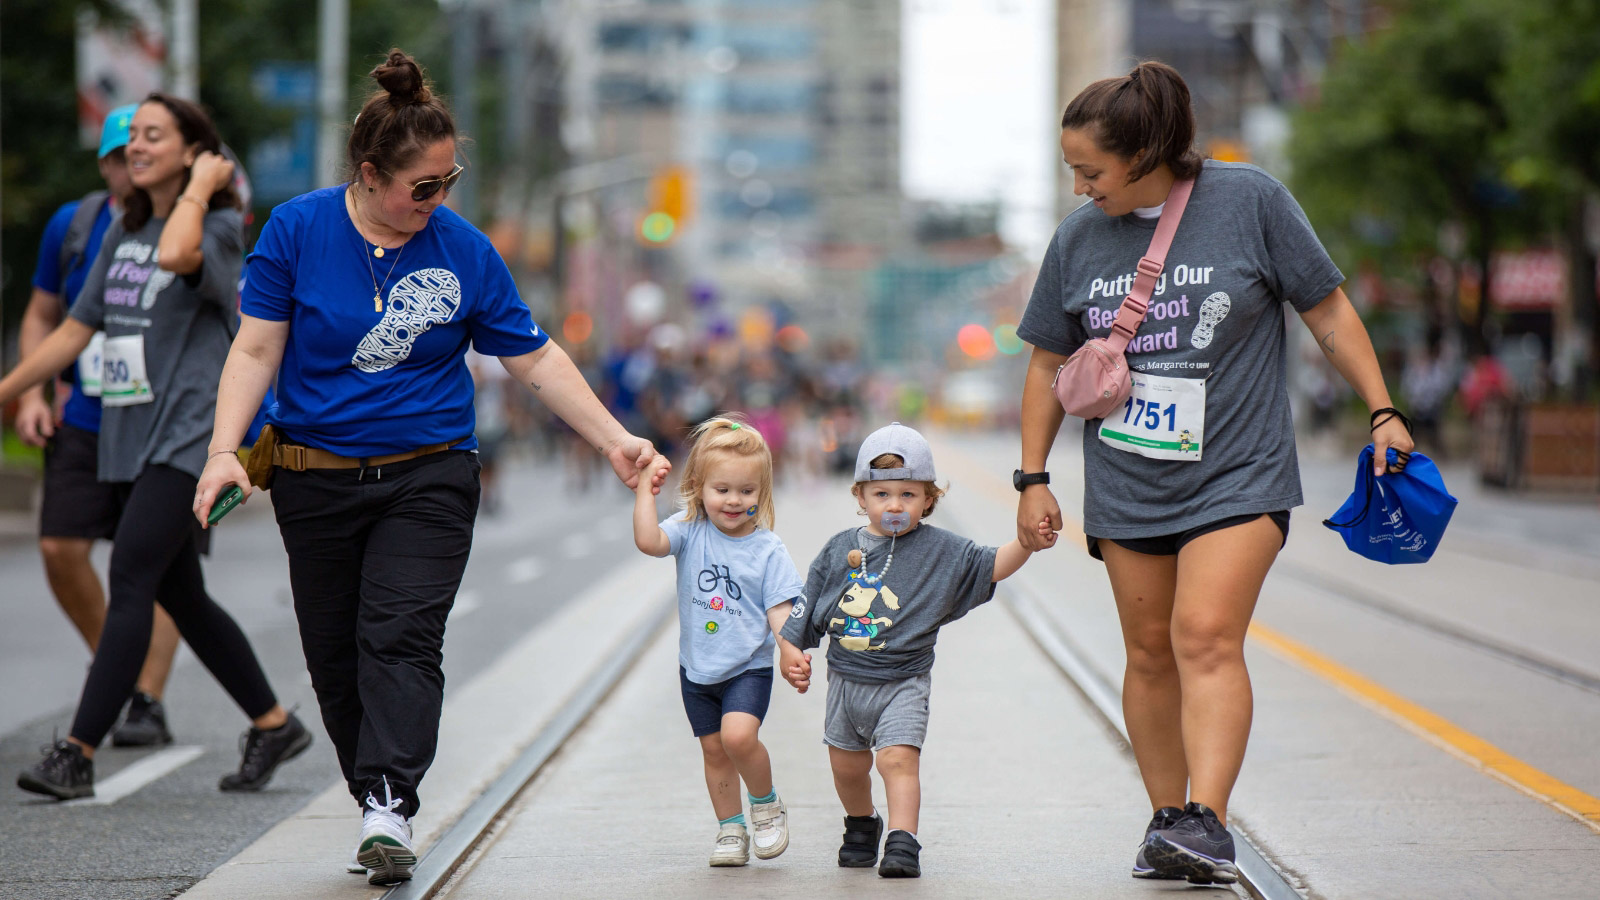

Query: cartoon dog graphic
[[829, 582, 901, 651]]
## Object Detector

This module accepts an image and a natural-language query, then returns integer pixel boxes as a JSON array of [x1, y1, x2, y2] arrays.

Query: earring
[[367, 187, 374, 193]]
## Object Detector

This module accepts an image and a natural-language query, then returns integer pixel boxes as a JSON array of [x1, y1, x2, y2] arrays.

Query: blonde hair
[[678, 415, 776, 531], [851, 453, 946, 518]]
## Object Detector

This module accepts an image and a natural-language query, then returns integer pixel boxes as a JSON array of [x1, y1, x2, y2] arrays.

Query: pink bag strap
[[1104, 178, 1195, 354]]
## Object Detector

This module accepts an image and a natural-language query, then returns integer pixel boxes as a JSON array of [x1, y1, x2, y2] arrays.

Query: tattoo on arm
[[1320, 330, 1335, 355], [528, 380, 542, 392]]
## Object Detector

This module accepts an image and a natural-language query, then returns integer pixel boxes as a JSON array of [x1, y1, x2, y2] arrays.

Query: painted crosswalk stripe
[[64, 745, 205, 806]]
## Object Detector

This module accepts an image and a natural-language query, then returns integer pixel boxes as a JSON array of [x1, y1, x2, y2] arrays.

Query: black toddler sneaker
[[17, 739, 95, 801], [113, 692, 174, 747], [1145, 801, 1239, 884], [838, 812, 883, 867], [1132, 806, 1187, 879], [219, 712, 312, 792], [878, 830, 921, 878]]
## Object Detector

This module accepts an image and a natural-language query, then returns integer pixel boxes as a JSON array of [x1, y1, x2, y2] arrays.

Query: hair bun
[[371, 49, 431, 105]]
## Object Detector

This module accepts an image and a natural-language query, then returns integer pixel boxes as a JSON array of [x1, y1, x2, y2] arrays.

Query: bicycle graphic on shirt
[[697, 566, 742, 601]]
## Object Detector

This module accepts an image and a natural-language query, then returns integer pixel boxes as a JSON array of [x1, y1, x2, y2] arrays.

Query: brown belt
[[272, 439, 464, 471]]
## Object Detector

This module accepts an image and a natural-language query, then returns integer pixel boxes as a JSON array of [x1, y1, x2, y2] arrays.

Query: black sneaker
[[218, 713, 311, 792], [878, 830, 921, 878], [838, 812, 883, 867], [17, 739, 94, 800], [1132, 806, 1187, 879], [112, 693, 174, 747], [1146, 801, 1239, 884]]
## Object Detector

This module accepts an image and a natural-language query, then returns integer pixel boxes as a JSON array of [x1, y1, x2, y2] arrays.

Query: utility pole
[[318, 0, 350, 187], [171, 0, 198, 100], [451, 3, 480, 222]]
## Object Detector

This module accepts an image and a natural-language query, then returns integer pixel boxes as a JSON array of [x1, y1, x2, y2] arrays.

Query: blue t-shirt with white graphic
[[240, 186, 547, 456], [661, 513, 805, 685], [31, 198, 113, 433]]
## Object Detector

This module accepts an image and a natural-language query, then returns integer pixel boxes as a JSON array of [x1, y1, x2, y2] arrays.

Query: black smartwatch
[[1013, 469, 1050, 491]]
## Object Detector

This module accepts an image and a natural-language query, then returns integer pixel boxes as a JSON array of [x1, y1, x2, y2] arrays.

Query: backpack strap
[[1104, 178, 1195, 354], [57, 189, 111, 295]]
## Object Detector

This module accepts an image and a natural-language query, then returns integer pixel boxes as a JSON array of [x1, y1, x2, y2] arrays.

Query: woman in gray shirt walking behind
[[1, 94, 307, 801]]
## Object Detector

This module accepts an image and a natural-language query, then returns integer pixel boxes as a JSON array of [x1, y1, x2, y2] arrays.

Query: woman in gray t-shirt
[[1014, 62, 1413, 885], [0, 95, 306, 802]]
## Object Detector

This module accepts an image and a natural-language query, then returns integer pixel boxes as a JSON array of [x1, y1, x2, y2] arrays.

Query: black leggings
[[69, 465, 277, 747]]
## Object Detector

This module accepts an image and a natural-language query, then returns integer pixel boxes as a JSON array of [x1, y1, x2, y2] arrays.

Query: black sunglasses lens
[[411, 168, 461, 203]]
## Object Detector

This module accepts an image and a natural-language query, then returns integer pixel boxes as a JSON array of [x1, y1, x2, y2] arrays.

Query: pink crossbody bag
[[1052, 178, 1195, 419]]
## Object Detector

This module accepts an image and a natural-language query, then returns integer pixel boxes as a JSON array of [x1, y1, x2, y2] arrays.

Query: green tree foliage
[[1288, 0, 1514, 351]]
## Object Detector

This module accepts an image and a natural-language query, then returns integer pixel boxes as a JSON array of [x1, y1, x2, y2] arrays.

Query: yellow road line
[[1248, 622, 1600, 834], [933, 431, 1600, 836]]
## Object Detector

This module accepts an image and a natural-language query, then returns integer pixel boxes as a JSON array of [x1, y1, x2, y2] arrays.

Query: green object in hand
[[207, 485, 244, 526]]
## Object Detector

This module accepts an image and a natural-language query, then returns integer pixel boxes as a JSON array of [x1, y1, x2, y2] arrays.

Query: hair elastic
[[728, 423, 741, 430]]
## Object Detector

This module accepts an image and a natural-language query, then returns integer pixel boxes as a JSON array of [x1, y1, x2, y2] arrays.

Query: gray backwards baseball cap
[[854, 422, 937, 483]]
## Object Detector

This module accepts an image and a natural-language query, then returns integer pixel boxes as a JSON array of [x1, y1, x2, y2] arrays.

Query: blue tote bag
[[1322, 445, 1458, 564]]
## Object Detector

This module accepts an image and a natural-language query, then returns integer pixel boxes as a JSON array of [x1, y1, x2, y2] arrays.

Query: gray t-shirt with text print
[[71, 209, 244, 483], [1017, 161, 1343, 538]]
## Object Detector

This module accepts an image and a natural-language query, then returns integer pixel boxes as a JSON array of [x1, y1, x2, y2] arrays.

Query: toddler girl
[[634, 416, 806, 867]]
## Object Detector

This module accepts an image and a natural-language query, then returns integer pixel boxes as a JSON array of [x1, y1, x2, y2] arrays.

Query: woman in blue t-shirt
[[1015, 62, 1413, 885], [192, 50, 663, 888]]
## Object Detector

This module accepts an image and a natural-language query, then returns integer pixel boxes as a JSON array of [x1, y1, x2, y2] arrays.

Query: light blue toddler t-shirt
[[661, 513, 805, 684]]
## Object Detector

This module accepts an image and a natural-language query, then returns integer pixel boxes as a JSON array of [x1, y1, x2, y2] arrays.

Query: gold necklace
[[354, 192, 405, 312]]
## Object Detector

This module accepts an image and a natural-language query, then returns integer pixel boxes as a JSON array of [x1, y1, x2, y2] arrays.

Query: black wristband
[[1369, 407, 1413, 435]]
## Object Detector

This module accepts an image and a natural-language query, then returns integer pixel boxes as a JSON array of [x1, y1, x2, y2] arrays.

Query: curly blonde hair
[[851, 453, 946, 518], [678, 415, 776, 531]]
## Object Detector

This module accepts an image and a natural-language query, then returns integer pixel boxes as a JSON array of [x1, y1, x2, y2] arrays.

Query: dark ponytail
[[347, 49, 456, 185], [1061, 61, 1203, 183]]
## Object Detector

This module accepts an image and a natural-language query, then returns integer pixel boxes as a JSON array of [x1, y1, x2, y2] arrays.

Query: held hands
[[607, 434, 668, 493], [187, 151, 235, 198], [193, 450, 250, 529], [1017, 485, 1062, 552], [779, 642, 812, 694], [635, 454, 671, 496]]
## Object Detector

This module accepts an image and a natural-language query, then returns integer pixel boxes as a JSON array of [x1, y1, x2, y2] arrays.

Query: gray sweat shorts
[[823, 671, 932, 752]]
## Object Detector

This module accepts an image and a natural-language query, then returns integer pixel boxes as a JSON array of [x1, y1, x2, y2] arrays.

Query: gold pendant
[[374, 293, 383, 313], [373, 246, 385, 258]]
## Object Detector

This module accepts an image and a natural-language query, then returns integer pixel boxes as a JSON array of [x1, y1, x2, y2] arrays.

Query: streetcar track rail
[[382, 598, 673, 900], [1006, 583, 1310, 900], [1273, 559, 1600, 697]]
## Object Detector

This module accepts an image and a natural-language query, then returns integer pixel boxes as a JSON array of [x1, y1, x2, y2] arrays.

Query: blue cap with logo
[[98, 104, 138, 159]]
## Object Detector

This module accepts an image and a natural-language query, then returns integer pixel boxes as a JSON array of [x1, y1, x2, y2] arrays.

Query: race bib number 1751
[[1097, 372, 1205, 461]]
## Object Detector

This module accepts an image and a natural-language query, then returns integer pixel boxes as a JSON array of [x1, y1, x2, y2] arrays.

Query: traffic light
[[638, 165, 692, 245]]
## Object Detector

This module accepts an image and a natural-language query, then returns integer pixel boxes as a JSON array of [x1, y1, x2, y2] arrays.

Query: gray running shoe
[[1132, 806, 1187, 879], [1146, 801, 1239, 885]]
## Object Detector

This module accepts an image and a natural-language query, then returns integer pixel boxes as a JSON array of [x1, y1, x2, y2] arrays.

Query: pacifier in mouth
[[879, 511, 911, 534]]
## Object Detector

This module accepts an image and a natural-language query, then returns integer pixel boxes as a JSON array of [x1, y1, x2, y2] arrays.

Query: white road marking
[[507, 558, 544, 584], [64, 745, 205, 806], [450, 590, 482, 621]]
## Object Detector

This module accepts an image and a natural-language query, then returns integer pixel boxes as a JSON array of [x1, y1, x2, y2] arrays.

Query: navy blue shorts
[[1086, 510, 1290, 561], [680, 666, 774, 738]]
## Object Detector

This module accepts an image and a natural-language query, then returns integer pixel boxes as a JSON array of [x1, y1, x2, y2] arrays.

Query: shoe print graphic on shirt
[[353, 267, 462, 373], [1189, 291, 1231, 350]]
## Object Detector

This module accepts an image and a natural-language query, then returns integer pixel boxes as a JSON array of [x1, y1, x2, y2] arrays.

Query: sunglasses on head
[[384, 163, 465, 202]]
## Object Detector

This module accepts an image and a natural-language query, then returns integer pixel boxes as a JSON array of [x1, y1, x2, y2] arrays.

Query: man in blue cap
[[15, 103, 183, 747]]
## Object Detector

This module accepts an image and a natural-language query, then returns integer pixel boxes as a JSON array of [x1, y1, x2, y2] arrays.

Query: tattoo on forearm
[[529, 380, 542, 392], [1320, 330, 1335, 355]]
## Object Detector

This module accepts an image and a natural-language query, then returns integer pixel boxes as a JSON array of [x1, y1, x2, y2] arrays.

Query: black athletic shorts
[[39, 424, 120, 540], [39, 423, 212, 554], [1086, 510, 1290, 561]]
